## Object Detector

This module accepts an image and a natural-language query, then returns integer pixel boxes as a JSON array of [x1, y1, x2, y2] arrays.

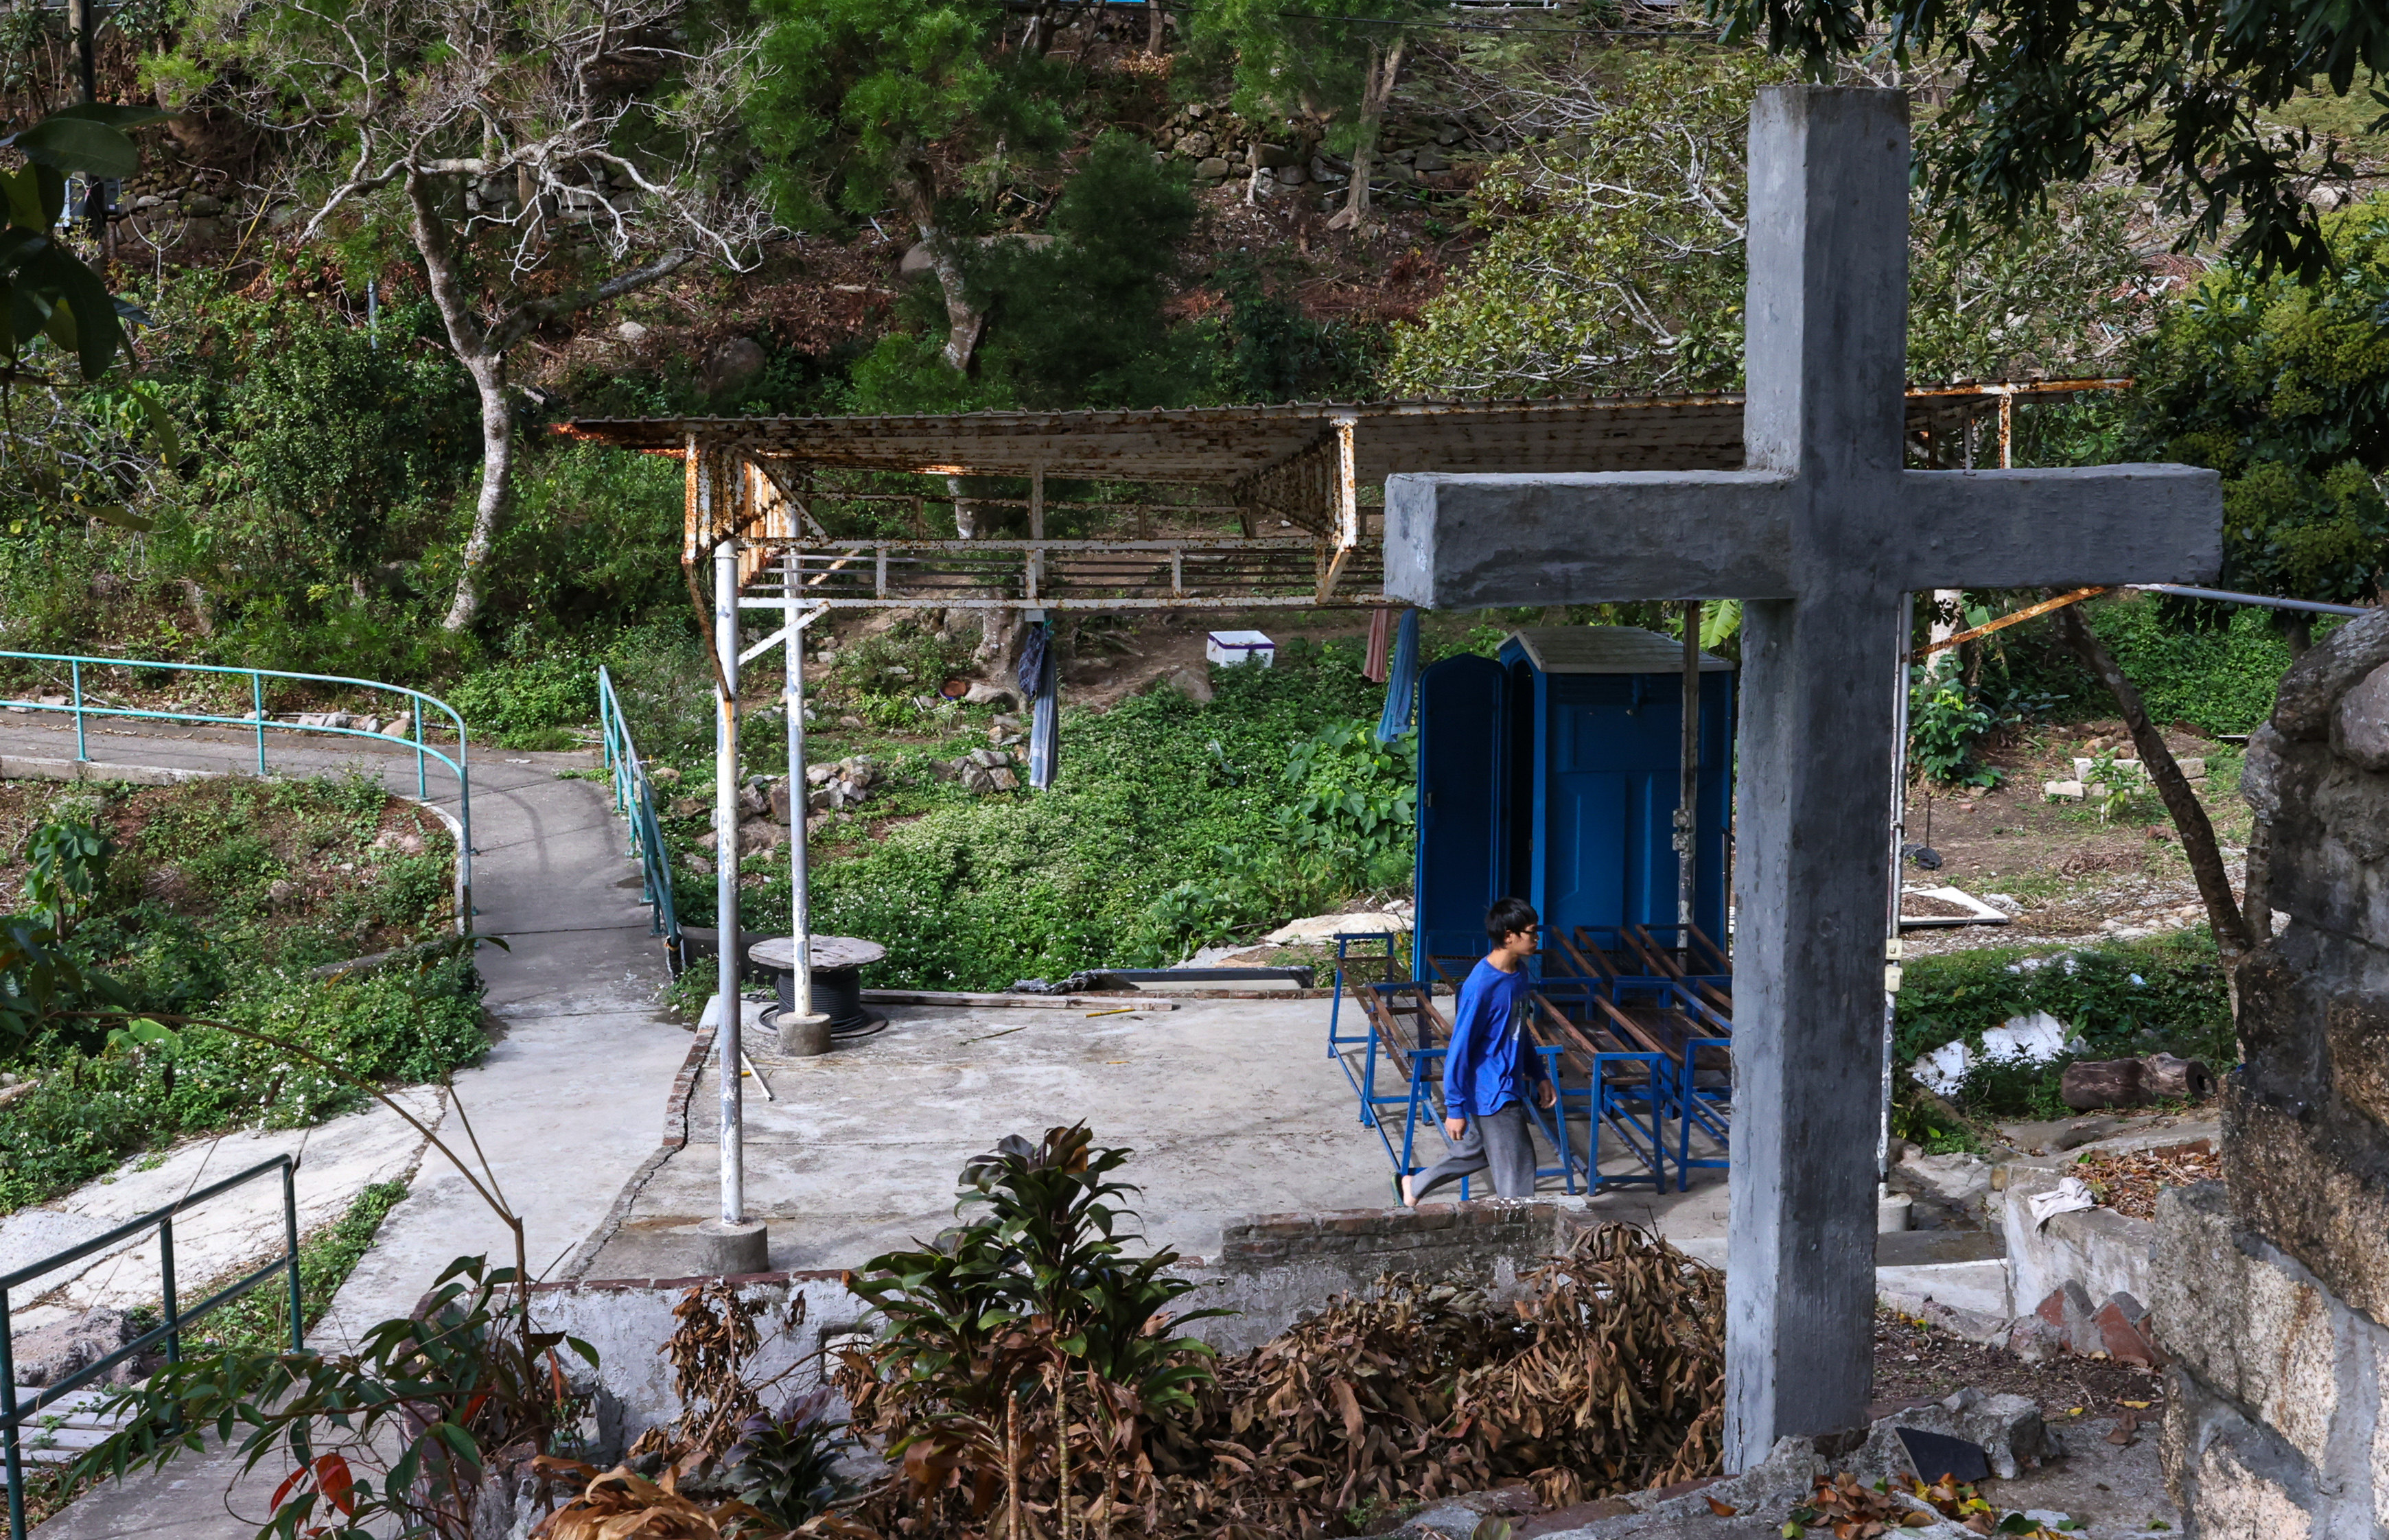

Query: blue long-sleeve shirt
[[1442, 958, 1545, 1119]]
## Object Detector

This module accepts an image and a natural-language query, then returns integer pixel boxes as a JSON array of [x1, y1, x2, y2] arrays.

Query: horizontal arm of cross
[[1893, 465, 2222, 590], [1384, 471, 1795, 607], [1383, 463, 2221, 607]]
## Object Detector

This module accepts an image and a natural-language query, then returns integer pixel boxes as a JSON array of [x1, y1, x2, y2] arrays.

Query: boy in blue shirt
[[1401, 896, 1554, 1205]]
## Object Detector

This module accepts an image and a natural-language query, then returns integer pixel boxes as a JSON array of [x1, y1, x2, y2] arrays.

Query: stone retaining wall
[[2158, 608, 2389, 1537], [1194, 1200, 1563, 1355]]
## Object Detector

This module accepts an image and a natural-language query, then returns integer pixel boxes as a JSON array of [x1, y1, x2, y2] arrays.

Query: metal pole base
[[690, 1218, 770, 1277], [776, 1011, 832, 1058]]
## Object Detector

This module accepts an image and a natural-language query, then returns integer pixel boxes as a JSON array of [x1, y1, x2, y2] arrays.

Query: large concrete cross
[[1384, 86, 2222, 1469]]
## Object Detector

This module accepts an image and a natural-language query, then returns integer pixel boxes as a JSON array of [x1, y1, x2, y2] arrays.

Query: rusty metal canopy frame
[[562, 380, 2123, 614]]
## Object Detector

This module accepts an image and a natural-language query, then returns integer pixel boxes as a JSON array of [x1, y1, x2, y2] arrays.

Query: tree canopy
[[751, 0, 1079, 373], [2123, 198, 2389, 607], [1718, 0, 2389, 282], [1388, 44, 2150, 398]]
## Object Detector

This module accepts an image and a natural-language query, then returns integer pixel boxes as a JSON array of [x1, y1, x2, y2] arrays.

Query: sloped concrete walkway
[[0, 714, 688, 1537]]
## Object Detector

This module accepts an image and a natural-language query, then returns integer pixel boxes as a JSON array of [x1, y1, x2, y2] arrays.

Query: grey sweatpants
[[1410, 1101, 1537, 1201]]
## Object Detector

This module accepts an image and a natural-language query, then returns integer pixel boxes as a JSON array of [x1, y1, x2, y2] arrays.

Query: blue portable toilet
[[1413, 627, 1734, 966]]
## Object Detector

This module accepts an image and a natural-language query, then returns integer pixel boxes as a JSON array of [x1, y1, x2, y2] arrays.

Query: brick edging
[[662, 1025, 714, 1149]]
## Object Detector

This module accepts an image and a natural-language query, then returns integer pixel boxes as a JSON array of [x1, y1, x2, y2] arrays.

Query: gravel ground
[[1874, 1307, 2167, 1424]]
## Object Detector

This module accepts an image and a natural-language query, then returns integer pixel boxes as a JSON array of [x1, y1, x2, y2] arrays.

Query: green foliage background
[[2123, 196, 2389, 609], [1979, 596, 2303, 736], [1387, 47, 2150, 398], [653, 638, 1412, 988]]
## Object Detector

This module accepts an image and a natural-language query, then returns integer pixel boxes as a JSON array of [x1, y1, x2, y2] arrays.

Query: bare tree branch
[[178, 0, 779, 629]]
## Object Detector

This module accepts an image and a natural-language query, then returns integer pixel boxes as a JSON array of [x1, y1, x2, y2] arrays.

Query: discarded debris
[[2072, 1143, 2222, 1221]]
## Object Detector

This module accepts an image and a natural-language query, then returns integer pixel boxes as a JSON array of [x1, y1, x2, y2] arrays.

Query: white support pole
[[784, 539, 814, 1021], [1881, 591, 1914, 1186], [713, 487, 745, 1228]]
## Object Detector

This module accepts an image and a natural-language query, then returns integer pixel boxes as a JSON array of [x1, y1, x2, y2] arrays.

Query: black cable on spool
[[776, 965, 881, 1034]]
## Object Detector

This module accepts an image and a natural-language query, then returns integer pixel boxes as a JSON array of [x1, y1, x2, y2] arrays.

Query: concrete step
[[5, 1385, 132, 1476], [9, 1386, 124, 1421], [1876, 1226, 2005, 1267]]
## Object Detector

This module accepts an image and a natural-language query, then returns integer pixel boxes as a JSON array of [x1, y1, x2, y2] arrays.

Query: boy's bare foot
[[1399, 1174, 1416, 1208]]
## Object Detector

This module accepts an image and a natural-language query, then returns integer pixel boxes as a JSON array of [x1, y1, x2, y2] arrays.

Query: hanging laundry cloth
[[1015, 620, 1049, 699], [1374, 608, 1421, 744], [1021, 620, 1060, 789]]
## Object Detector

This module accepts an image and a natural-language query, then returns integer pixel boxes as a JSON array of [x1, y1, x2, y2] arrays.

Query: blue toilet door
[[1414, 654, 1506, 967]]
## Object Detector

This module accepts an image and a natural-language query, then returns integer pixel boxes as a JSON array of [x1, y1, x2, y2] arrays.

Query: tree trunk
[[2056, 605, 2250, 964], [404, 168, 515, 635], [896, 165, 986, 374], [1327, 36, 1406, 234], [444, 353, 513, 632], [948, 474, 984, 539]]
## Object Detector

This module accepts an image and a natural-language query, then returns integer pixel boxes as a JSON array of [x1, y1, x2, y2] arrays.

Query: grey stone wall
[[2160, 609, 2389, 1537]]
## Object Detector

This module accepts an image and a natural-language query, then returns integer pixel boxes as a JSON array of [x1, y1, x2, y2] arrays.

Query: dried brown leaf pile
[[848, 1222, 1724, 1539], [2075, 1144, 2220, 1220], [1782, 1471, 2075, 1539], [531, 1458, 875, 1539]]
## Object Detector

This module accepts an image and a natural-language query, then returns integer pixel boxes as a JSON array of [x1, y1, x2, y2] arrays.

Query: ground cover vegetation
[[1892, 931, 2233, 1133], [517, 1127, 2105, 1538], [642, 627, 1417, 989], [0, 775, 480, 1211], [520, 1125, 1729, 1539]]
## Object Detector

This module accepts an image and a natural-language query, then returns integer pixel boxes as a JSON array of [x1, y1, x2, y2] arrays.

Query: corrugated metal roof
[[1506, 626, 1734, 674], [557, 381, 2123, 482], [559, 397, 1745, 480]]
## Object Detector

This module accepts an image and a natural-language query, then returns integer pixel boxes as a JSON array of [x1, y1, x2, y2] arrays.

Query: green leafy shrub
[[444, 653, 598, 742], [1907, 666, 2004, 789], [0, 959, 485, 1211], [478, 445, 687, 642], [828, 620, 966, 697], [22, 816, 113, 936], [601, 623, 716, 765], [2079, 752, 2164, 824], [2084, 598, 2301, 735], [1280, 721, 1416, 887], [837, 1124, 1221, 1534], [2123, 198, 2389, 611], [1893, 933, 2234, 1119]]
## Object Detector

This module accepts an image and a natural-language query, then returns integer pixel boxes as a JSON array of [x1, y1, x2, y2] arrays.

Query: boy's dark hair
[[1486, 896, 1539, 946]]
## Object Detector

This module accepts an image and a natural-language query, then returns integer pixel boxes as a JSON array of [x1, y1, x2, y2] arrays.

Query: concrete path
[[0, 714, 690, 1537], [585, 995, 1402, 1276]]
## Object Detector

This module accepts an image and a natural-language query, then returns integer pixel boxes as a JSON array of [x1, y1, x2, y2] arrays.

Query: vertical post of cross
[[1724, 86, 1911, 1467]]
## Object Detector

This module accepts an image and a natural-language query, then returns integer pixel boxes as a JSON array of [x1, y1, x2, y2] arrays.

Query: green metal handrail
[[0, 651, 473, 918], [596, 665, 677, 945], [0, 1154, 304, 1539]]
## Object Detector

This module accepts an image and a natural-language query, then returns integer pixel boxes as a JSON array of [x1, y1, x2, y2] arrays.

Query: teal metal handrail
[[0, 651, 473, 920], [1, 1154, 304, 1539], [596, 665, 677, 945]]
